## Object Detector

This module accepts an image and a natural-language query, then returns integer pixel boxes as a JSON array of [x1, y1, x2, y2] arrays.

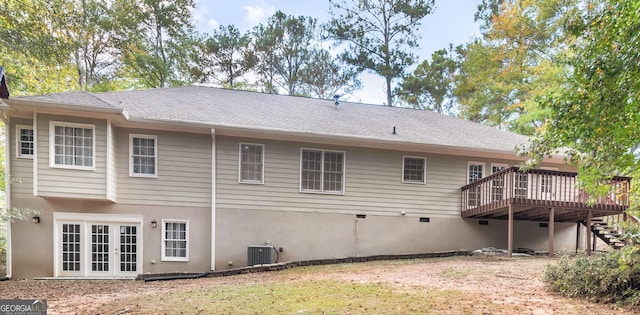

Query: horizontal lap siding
[[9, 118, 34, 199], [117, 129, 211, 207], [37, 114, 107, 199], [216, 136, 469, 218]]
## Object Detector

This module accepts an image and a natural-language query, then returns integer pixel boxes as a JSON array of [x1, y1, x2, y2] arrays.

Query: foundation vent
[[248, 246, 277, 266]]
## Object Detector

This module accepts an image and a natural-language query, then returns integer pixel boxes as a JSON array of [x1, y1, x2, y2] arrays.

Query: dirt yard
[[0, 256, 635, 314]]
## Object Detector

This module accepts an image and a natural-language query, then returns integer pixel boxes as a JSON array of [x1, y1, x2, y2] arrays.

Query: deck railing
[[461, 167, 631, 215]]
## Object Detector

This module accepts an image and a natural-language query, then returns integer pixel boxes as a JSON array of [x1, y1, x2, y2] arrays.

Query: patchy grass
[[2, 256, 636, 314], [94, 280, 499, 314]]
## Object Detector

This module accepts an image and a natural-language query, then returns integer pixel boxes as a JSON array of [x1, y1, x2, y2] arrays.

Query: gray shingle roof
[[15, 86, 529, 153]]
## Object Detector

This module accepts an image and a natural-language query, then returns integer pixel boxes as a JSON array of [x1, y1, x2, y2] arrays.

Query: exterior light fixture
[[151, 219, 157, 228], [32, 215, 40, 224]]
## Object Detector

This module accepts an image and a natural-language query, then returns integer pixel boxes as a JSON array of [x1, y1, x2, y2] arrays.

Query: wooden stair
[[589, 218, 626, 250]]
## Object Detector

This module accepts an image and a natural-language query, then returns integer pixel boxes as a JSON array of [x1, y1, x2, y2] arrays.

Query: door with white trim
[[55, 213, 142, 278], [87, 223, 139, 277]]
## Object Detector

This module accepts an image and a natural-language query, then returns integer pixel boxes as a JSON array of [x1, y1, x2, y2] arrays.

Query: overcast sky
[[193, 0, 482, 105]]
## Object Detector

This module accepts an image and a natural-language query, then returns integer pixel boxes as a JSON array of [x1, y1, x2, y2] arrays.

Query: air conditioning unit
[[248, 245, 277, 266]]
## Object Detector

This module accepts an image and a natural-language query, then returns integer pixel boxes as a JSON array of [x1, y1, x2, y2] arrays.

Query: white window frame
[[129, 134, 158, 178], [491, 163, 508, 174], [161, 219, 189, 262], [16, 124, 34, 159], [467, 161, 485, 184], [238, 142, 265, 184], [402, 156, 427, 184], [49, 121, 96, 170], [299, 148, 346, 195]]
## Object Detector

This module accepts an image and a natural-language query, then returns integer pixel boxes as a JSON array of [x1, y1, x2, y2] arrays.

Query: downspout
[[210, 128, 216, 271]]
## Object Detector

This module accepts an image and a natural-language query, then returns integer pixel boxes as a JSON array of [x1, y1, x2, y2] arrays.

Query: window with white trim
[[491, 163, 508, 201], [16, 125, 34, 158], [467, 162, 485, 207], [239, 143, 264, 184], [50, 122, 94, 169], [129, 134, 157, 177], [162, 220, 188, 261], [467, 162, 484, 184], [402, 156, 426, 184], [300, 149, 345, 193]]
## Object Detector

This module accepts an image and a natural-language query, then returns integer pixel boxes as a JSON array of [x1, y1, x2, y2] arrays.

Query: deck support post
[[586, 210, 592, 256], [549, 208, 555, 257], [508, 204, 513, 258]]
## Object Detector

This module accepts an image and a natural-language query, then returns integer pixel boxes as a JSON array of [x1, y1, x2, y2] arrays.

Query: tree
[[300, 49, 361, 99], [326, 0, 435, 106], [196, 25, 255, 88], [397, 45, 460, 114], [253, 11, 318, 95], [113, 0, 197, 88], [455, 0, 577, 134], [525, 0, 640, 197]]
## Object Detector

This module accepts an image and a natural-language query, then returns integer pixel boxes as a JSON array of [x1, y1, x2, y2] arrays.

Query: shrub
[[545, 246, 640, 306]]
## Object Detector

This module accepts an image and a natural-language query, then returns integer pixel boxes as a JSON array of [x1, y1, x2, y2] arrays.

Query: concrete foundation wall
[[215, 208, 578, 269]]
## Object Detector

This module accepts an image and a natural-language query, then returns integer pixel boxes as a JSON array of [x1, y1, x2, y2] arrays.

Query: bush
[[545, 247, 640, 306]]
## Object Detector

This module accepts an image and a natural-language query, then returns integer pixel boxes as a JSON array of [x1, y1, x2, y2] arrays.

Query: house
[[0, 85, 630, 279]]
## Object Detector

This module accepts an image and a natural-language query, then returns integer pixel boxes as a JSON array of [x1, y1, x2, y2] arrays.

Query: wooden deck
[[461, 167, 631, 222]]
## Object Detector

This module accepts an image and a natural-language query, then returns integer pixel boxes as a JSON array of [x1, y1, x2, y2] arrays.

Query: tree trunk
[[386, 76, 393, 106]]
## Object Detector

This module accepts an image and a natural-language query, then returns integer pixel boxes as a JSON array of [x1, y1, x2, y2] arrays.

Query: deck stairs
[[589, 218, 626, 250]]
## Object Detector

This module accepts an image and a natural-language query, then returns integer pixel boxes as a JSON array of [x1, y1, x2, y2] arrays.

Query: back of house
[[0, 85, 614, 279]]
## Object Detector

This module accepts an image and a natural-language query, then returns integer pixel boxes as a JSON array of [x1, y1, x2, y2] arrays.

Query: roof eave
[[3, 99, 123, 115]]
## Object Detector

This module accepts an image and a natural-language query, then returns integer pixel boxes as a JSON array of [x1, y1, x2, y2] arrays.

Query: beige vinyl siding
[[116, 128, 211, 207], [9, 118, 34, 199], [107, 121, 117, 201], [36, 114, 108, 200], [216, 136, 473, 219]]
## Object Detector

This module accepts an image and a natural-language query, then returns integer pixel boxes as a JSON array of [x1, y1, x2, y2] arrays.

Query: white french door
[[55, 213, 142, 278]]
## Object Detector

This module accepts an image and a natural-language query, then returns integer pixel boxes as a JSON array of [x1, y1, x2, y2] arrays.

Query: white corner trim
[[210, 128, 216, 271], [33, 112, 38, 197], [4, 119, 12, 278]]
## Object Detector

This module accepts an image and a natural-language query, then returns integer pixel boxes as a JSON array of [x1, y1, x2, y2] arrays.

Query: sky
[[193, 0, 483, 105]]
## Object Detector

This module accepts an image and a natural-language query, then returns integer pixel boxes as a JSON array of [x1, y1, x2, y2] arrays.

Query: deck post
[[549, 208, 555, 257], [508, 204, 513, 258], [586, 210, 592, 256]]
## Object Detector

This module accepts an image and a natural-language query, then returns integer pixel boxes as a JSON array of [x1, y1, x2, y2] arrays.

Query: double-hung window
[[300, 149, 345, 194], [162, 220, 188, 261], [16, 125, 34, 158], [130, 134, 157, 177], [402, 156, 426, 184], [467, 162, 485, 207], [50, 122, 94, 169], [239, 143, 264, 184]]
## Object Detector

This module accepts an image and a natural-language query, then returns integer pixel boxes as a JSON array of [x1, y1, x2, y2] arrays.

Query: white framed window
[[467, 161, 485, 184], [129, 134, 157, 177], [300, 148, 345, 194], [402, 156, 426, 184], [467, 162, 485, 207], [161, 220, 189, 262], [16, 124, 34, 158], [49, 121, 95, 170], [239, 143, 264, 184], [490, 163, 509, 201]]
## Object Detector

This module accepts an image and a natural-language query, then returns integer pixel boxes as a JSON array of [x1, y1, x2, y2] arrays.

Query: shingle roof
[[15, 86, 529, 153]]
